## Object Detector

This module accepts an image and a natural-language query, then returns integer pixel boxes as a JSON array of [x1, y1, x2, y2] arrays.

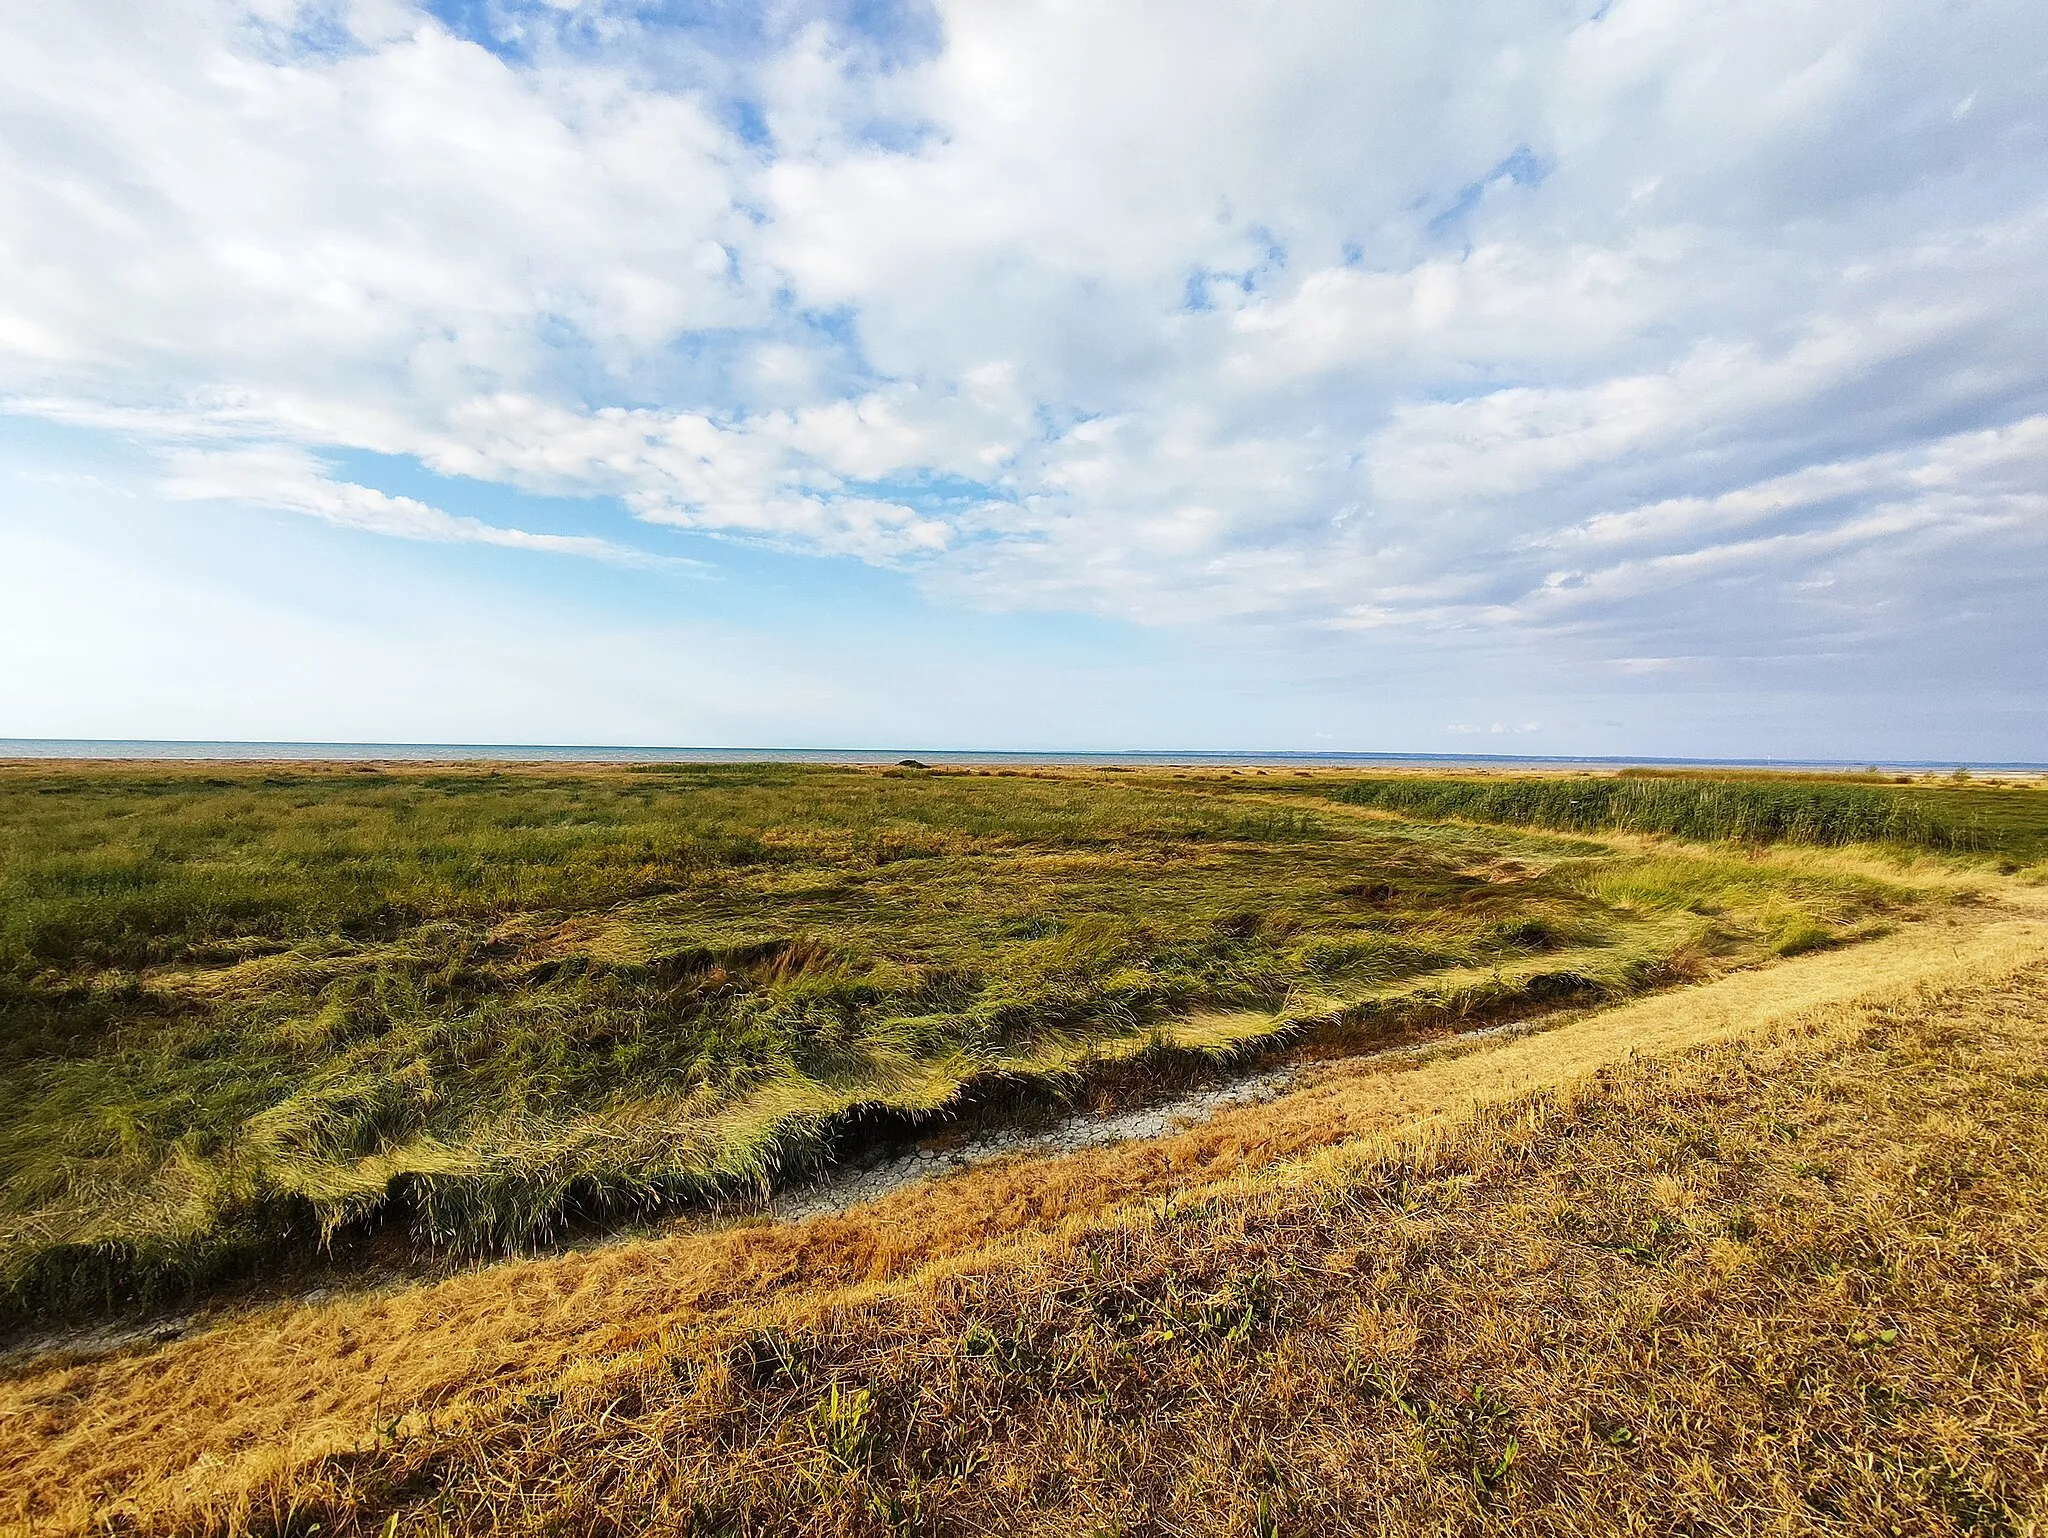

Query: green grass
[[0, 763, 1935, 1323], [1310, 769, 2048, 860]]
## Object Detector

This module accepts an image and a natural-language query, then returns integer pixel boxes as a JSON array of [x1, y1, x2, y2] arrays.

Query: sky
[[2, 0, 2045, 758]]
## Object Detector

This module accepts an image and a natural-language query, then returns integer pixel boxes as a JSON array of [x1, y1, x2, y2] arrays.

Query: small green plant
[[1474, 1436, 1518, 1496], [741, 1329, 810, 1387], [811, 1380, 877, 1470]]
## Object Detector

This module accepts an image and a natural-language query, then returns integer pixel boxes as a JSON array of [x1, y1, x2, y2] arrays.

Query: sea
[[2, 741, 2040, 773]]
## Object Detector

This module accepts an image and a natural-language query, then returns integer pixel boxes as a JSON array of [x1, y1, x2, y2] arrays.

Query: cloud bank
[[3, 0, 2045, 745]]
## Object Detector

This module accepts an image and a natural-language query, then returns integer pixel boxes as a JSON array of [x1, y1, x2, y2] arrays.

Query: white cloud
[[1, 0, 2045, 723], [157, 443, 658, 561], [1540, 415, 2048, 557]]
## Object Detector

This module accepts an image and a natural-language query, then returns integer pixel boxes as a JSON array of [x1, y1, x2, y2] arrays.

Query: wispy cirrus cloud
[[157, 444, 682, 566]]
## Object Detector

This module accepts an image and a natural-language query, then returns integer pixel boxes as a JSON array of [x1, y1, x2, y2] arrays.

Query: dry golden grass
[[4, 888, 2046, 1535]]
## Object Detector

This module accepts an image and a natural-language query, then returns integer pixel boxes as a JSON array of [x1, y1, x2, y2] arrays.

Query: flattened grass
[[0, 764, 1929, 1321], [15, 912, 2041, 1537]]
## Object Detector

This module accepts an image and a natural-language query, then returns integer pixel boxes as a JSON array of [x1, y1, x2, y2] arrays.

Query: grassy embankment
[[0, 763, 2036, 1326], [312, 937, 2048, 1537], [4, 876, 2045, 1535]]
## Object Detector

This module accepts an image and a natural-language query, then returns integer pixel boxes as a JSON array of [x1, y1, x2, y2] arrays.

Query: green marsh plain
[[2, 759, 2039, 1324]]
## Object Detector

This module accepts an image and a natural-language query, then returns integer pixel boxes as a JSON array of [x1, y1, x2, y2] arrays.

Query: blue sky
[[2, 0, 2044, 756]]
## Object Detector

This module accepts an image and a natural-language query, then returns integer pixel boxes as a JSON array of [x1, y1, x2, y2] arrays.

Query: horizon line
[[1, 738, 2039, 771]]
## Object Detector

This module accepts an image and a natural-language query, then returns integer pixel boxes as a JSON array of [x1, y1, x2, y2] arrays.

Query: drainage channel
[[771, 1013, 1550, 1222]]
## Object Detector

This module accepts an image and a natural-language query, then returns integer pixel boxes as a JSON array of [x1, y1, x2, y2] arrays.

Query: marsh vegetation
[[2, 761, 2032, 1323], [8, 886, 2044, 1537], [1310, 767, 2048, 859]]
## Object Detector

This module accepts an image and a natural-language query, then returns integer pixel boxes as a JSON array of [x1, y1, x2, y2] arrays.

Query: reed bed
[[1319, 770, 2048, 855]]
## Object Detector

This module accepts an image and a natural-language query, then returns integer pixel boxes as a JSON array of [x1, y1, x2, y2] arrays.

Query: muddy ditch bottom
[[0, 1011, 1567, 1373], [768, 1011, 1551, 1221]]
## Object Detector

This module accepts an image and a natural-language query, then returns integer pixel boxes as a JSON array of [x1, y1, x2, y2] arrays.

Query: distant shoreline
[[2, 739, 2039, 772]]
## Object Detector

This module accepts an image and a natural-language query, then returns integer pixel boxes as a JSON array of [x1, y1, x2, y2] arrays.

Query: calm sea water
[[1, 740, 2035, 772]]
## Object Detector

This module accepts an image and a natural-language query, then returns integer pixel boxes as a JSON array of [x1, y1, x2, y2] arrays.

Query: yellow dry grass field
[[3, 884, 2046, 1535]]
